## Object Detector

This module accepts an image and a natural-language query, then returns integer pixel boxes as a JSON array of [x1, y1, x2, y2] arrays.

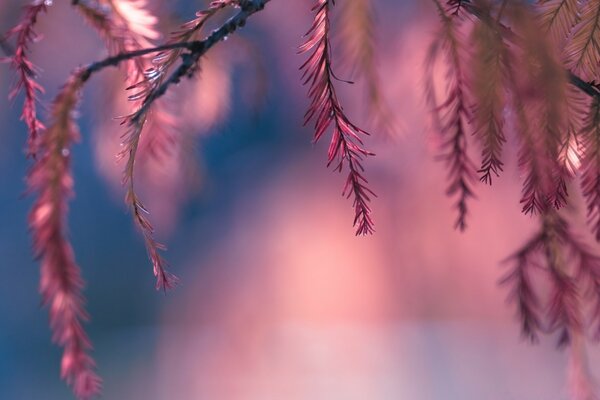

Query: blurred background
[[1, 0, 599, 399]]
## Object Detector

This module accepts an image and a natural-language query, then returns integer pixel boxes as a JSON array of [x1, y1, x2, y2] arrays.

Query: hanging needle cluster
[[427, 0, 600, 397], [300, 0, 376, 235]]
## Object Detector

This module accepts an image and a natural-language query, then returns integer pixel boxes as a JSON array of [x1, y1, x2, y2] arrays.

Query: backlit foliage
[[29, 71, 101, 399], [300, 0, 375, 235], [6, 0, 600, 399], [427, 0, 600, 398]]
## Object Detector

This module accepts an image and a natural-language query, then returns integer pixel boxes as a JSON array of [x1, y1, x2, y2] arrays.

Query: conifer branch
[[570, 72, 600, 100], [74, 0, 157, 84], [446, 0, 470, 16], [516, 121, 554, 215], [426, 0, 477, 230], [78, 42, 196, 82], [500, 240, 543, 342], [118, 0, 270, 282], [339, 0, 398, 138], [511, 3, 571, 212], [457, 1, 572, 214], [300, 0, 376, 235], [442, 3, 600, 355], [575, 241, 600, 340], [502, 209, 597, 347], [544, 219, 582, 347], [3, 2, 48, 158], [565, 0, 600, 81], [9, 1, 272, 396], [65, 0, 270, 289], [28, 71, 101, 400], [581, 97, 600, 241], [470, 9, 508, 185], [120, 0, 238, 195], [539, 0, 580, 45], [557, 86, 587, 177], [464, 1, 600, 103], [124, 0, 269, 124]]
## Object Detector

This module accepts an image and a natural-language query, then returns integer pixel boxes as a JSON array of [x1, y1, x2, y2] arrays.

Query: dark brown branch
[[79, 42, 194, 83], [131, 0, 270, 121], [569, 72, 600, 99], [77, 0, 269, 111], [63, 0, 269, 83]]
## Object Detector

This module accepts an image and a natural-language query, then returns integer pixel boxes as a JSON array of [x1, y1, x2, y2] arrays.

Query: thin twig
[[79, 0, 270, 108], [79, 41, 195, 82]]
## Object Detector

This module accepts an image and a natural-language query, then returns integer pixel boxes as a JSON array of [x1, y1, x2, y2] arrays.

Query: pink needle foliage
[[3, 1, 48, 157], [338, 0, 398, 138], [425, 0, 600, 396], [499, 208, 600, 346], [4, 1, 274, 396], [75, 0, 178, 289], [300, 0, 376, 235], [28, 72, 102, 399], [426, 0, 477, 230], [116, 1, 239, 290], [582, 95, 600, 241], [427, 2, 600, 395]]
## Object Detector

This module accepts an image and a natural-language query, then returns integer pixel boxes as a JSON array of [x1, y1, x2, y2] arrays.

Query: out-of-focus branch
[[569, 72, 600, 99], [462, 2, 600, 101]]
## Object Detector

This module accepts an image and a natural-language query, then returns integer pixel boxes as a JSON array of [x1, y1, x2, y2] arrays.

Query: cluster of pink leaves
[[425, 7, 476, 231]]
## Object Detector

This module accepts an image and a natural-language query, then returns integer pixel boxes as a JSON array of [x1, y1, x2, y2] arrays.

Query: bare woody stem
[[78, 42, 196, 82], [569, 72, 600, 99]]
